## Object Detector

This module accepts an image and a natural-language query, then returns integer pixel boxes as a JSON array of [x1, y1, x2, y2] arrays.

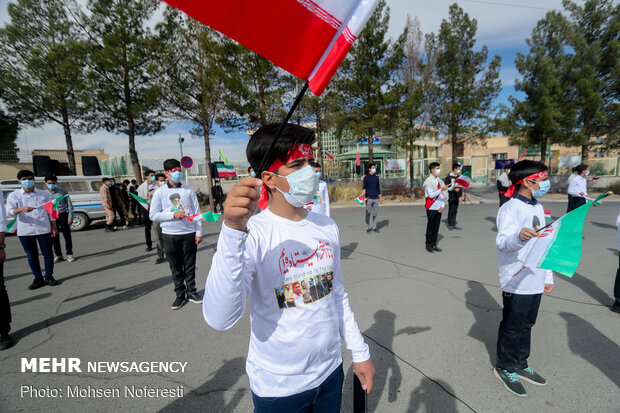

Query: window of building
[[492, 153, 508, 160]]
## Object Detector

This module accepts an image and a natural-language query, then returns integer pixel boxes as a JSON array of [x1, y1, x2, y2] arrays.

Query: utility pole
[[178, 134, 188, 185]]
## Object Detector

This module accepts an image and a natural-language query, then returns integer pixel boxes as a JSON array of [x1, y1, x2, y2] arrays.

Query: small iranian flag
[[544, 209, 552, 223], [217, 164, 237, 178], [324, 150, 334, 160], [42, 194, 68, 220], [455, 171, 472, 189], [354, 194, 366, 206], [518, 193, 609, 278], [129, 192, 149, 212], [7, 218, 17, 234], [186, 211, 221, 222]]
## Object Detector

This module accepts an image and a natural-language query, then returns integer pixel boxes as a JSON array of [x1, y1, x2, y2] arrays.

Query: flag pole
[[257, 81, 310, 174]]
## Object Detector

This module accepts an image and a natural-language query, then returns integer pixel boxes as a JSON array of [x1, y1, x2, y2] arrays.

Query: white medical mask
[[274, 165, 319, 207], [170, 171, 183, 183], [250, 171, 256, 178], [433, 169, 441, 176], [531, 180, 551, 198], [585, 170, 590, 176], [456, 168, 462, 174], [47, 183, 57, 190], [21, 179, 34, 189], [316, 171, 322, 179], [370, 168, 376, 174], [149, 176, 155, 182]]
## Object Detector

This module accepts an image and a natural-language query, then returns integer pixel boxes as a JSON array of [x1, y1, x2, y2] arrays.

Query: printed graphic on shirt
[[169, 193, 185, 213], [274, 272, 334, 310], [279, 241, 333, 276]]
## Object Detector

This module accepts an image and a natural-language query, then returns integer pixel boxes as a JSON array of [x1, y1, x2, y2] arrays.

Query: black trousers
[[614, 254, 620, 305], [0, 262, 10, 336], [143, 216, 153, 248], [567, 195, 586, 213], [111, 203, 126, 227], [162, 233, 198, 298], [447, 199, 459, 227], [496, 292, 542, 372], [52, 212, 73, 256], [425, 209, 442, 246]]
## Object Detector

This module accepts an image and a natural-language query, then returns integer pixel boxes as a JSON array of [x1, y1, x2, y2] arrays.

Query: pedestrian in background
[[424, 162, 449, 253], [362, 162, 382, 233], [497, 165, 511, 206], [444, 163, 463, 230], [45, 175, 76, 263], [567, 164, 589, 212], [0, 191, 12, 350]]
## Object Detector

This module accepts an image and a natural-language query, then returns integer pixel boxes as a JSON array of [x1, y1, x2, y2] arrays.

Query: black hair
[[102, 177, 109, 183], [452, 163, 460, 170], [155, 173, 166, 180], [17, 170, 34, 180], [169, 194, 181, 202], [163, 159, 181, 171], [247, 166, 254, 173], [131, 179, 137, 184], [144, 169, 155, 177], [571, 166, 578, 173], [45, 175, 58, 182], [509, 160, 548, 191], [428, 162, 440, 171], [311, 161, 321, 169], [123, 180, 130, 185], [246, 123, 315, 176], [368, 162, 377, 168], [575, 164, 588, 175]]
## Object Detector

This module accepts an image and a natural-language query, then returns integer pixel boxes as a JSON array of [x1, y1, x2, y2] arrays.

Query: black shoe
[[448, 226, 454, 231], [105, 227, 115, 233], [366, 228, 372, 233], [432, 245, 442, 252], [373, 228, 379, 233], [171, 296, 187, 310], [0, 334, 13, 351], [155, 257, 166, 264], [425, 245, 434, 253], [494, 367, 527, 397], [145, 246, 154, 252], [611, 304, 620, 314], [188, 292, 203, 304], [515, 367, 547, 386], [45, 276, 59, 286], [28, 278, 46, 290]]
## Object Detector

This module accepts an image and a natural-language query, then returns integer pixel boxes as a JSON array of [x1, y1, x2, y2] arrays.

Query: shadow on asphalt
[[10, 276, 171, 344], [10, 292, 52, 307], [341, 242, 358, 259], [590, 221, 616, 230], [559, 312, 620, 389], [343, 310, 431, 413], [484, 216, 498, 233], [464, 281, 502, 366], [407, 377, 459, 413], [376, 220, 389, 230], [158, 357, 246, 412], [565, 272, 614, 306]]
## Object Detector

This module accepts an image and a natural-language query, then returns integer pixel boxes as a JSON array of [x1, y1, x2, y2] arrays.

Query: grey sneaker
[[66, 255, 76, 262], [494, 367, 527, 397], [516, 367, 547, 386]]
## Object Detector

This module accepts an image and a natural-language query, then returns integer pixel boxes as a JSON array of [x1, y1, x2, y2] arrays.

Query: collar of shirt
[[514, 193, 538, 205]]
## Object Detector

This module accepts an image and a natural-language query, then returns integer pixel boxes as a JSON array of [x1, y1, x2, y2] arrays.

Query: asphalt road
[[1, 200, 619, 413]]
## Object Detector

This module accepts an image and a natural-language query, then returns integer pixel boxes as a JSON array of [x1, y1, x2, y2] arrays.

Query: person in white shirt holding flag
[[494, 160, 554, 398], [305, 162, 330, 217], [567, 164, 590, 212], [203, 123, 374, 412], [424, 162, 450, 253]]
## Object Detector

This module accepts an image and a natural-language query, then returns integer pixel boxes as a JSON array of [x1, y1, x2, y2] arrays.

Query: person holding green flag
[[45, 175, 76, 263]]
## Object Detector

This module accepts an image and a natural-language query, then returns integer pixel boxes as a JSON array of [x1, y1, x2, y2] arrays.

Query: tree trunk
[[540, 137, 547, 163], [408, 145, 414, 196], [128, 122, 142, 185], [203, 128, 215, 213], [61, 105, 77, 175], [581, 144, 589, 163], [368, 133, 374, 163], [450, 131, 458, 163]]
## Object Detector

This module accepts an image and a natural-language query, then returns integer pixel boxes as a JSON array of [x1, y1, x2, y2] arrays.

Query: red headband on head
[[504, 170, 548, 198], [258, 144, 313, 210]]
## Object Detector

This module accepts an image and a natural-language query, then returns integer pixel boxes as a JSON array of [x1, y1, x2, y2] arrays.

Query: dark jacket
[[444, 173, 463, 201]]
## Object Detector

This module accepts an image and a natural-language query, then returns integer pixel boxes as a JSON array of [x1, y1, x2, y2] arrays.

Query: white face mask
[[274, 165, 319, 207], [433, 169, 441, 176], [585, 170, 590, 176]]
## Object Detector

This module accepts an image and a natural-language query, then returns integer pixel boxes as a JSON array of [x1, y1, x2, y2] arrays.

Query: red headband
[[504, 170, 548, 198], [258, 144, 313, 209]]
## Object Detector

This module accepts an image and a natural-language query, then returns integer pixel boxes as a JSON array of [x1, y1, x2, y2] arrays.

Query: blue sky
[[0, 0, 567, 161]]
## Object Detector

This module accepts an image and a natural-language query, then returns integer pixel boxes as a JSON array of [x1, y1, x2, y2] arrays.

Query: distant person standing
[[567, 164, 589, 212], [444, 163, 463, 230], [248, 166, 256, 178], [566, 166, 578, 211], [497, 166, 511, 206], [100, 178, 125, 232], [137, 170, 156, 252], [150, 173, 167, 264], [362, 162, 382, 233], [212, 180, 225, 213], [6, 170, 59, 289], [306, 162, 330, 217], [121, 180, 131, 212], [0, 190, 12, 350], [424, 162, 450, 253], [129, 179, 140, 223], [150, 159, 202, 309], [45, 175, 76, 263]]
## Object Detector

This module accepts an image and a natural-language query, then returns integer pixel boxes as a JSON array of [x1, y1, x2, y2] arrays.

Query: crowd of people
[[0, 123, 618, 411]]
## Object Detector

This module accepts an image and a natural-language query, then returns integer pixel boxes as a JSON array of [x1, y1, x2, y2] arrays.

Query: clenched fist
[[223, 178, 263, 232]]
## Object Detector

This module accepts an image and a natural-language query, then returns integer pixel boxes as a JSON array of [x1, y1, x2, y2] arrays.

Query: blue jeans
[[252, 363, 344, 413], [19, 234, 54, 279]]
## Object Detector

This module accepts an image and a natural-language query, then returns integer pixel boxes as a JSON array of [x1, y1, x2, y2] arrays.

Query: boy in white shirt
[[150, 159, 202, 310], [567, 164, 590, 212], [305, 162, 330, 217], [203, 123, 375, 412], [494, 160, 554, 397], [424, 162, 450, 253]]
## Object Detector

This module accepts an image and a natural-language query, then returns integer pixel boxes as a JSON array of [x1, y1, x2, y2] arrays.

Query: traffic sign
[[181, 156, 193, 169]]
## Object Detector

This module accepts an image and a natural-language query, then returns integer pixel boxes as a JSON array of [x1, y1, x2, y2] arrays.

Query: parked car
[[0, 175, 107, 231]]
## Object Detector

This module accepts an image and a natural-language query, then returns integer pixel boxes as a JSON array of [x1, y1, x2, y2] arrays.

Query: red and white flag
[[324, 150, 334, 160], [162, 0, 380, 96], [355, 152, 361, 167]]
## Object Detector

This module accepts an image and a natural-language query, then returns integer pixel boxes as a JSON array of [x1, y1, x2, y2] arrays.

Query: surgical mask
[[149, 176, 155, 182], [456, 168, 462, 174], [250, 171, 256, 178], [433, 169, 441, 176], [585, 170, 590, 176], [274, 165, 319, 207], [157, 180, 165, 186], [47, 183, 57, 190], [21, 179, 34, 189], [108, 181, 115, 186], [170, 171, 183, 183], [370, 168, 376, 174], [532, 180, 551, 198], [316, 171, 322, 179]]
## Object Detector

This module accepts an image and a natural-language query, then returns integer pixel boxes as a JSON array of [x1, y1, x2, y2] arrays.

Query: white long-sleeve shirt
[[308, 180, 330, 217], [0, 191, 6, 233], [424, 175, 447, 210], [568, 175, 587, 198], [6, 188, 54, 236], [616, 211, 620, 251], [203, 209, 370, 398], [149, 183, 201, 235], [496, 196, 553, 294]]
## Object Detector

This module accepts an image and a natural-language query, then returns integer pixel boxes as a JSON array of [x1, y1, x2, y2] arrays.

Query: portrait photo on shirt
[[274, 273, 333, 310], [169, 193, 185, 213]]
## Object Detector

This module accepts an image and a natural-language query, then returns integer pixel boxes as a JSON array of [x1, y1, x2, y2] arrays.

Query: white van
[[1, 176, 107, 231]]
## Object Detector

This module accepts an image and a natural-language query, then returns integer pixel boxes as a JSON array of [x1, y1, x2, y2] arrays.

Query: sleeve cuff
[[351, 344, 371, 363], [545, 270, 554, 285]]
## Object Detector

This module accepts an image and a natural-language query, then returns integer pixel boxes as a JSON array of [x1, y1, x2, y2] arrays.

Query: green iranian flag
[[7, 218, 17, 234], [129, 192, 149, 212], [520, 193, 609, 277]]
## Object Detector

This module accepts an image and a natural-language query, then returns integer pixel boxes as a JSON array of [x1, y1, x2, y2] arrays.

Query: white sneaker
[[121, 226, 127, 230], [66, 255, 76, 262], [54, 256, 64, 263]]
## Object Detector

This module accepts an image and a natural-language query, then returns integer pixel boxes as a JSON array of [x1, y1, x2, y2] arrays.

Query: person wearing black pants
[[0, 192, 12, 350], [444, 163, 463, 230], [45, 175, 76, 263], [425, 209, 442, 248], [162, 233, 197, 301], [424, 162, 449, 253]]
